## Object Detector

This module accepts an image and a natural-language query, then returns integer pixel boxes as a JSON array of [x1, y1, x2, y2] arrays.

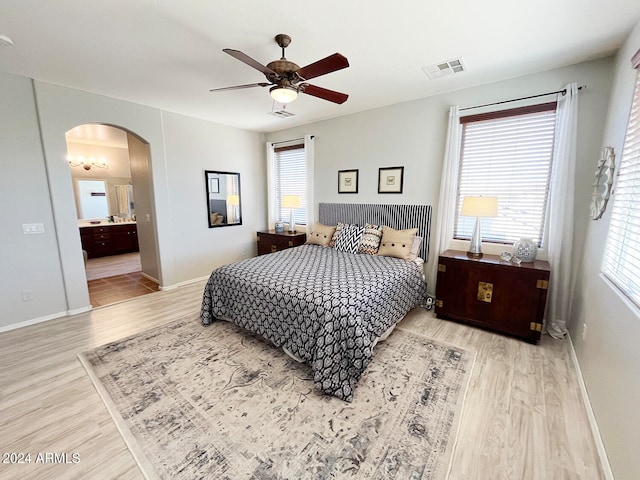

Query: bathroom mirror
[[205, 170, 242, 228], [76, 179, 109, 219]]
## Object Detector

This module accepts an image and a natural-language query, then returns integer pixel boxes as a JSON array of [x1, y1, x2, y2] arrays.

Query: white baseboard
[[141, 272, 160, 284], [567, 333, 614, 480], [68, 306, 92, 316], [159, 275, 210, 291], [0, 311, 68, 333]]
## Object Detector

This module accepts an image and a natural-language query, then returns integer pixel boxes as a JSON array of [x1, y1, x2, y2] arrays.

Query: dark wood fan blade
[[299, 84, 348, 104], [296, 53, 349, 81], [209, 82, 271, 92], [223, 49, 277, 76]]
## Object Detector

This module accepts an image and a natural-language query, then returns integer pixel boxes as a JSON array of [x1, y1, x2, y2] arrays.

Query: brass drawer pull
[[477, 282, 493, 303]]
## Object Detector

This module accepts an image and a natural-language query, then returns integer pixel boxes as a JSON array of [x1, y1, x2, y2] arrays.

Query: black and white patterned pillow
[[329, 222, 347, 248], [334, 224, 365, 254], [358, 223, 384, 255]]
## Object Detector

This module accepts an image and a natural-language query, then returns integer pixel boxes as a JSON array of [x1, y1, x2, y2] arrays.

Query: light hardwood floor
[[85, 253, 142, 281], [0, 281, 604, 480]]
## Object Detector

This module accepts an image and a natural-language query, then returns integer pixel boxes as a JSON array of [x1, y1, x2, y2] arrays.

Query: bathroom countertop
[[78, 220, 137, 228]]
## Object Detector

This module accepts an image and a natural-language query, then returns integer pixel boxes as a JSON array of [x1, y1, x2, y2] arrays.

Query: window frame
[[452, 102, 558, 253], [267, 137, 314, 231], [601, 52, 640, 307]]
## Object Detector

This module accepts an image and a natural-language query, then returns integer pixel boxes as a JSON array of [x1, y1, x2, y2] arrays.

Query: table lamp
[[281, 195, 300, 233], [461, 196, 498, 258], [227, 194, 240, 223]]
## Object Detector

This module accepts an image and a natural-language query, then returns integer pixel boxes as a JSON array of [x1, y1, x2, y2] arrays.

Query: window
[[270, 142, 308, 226], [454, 103, 557, 246], [602, 63, 640, 306]]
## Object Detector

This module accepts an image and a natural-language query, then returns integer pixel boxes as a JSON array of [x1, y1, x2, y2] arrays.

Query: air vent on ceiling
[[422, 57, 466, 80], [267, 110, 295, 119]]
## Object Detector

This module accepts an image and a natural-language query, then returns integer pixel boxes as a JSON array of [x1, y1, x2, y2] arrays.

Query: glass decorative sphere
[[513, 238, 537, 263]]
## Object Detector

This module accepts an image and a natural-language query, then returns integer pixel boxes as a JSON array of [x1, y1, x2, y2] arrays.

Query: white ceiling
[[66, 124, 129, 149], [1, 0, 639, 133]]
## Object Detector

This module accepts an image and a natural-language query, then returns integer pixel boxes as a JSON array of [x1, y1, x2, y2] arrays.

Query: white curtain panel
[[546, 83, 579, 338], [266, 142, 277, 228], [304, 134, 315, 234], [427, 106, 461, 292]]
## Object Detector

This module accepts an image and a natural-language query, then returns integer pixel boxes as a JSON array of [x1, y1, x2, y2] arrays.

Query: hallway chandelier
[[67, 155, 108, 171]]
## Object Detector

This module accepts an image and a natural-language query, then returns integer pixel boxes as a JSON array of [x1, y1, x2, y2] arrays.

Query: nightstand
[[435, 250, 550, 343], [257, 230, 307, 255]]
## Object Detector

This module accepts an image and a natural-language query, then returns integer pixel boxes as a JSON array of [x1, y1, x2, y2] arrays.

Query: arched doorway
[[65, 124, 160, 307]]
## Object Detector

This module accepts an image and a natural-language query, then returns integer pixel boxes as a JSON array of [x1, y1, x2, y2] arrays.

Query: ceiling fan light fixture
[[270, 86, 298, 104]]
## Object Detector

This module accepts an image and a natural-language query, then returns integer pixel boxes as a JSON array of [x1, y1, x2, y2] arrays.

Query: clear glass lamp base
[[467, 217, 483, 258]]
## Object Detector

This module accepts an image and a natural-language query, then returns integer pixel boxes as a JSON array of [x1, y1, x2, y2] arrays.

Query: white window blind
[[454, 103, 557, 246], [274, 143, 308, 225], [602, 66, 640, 306]]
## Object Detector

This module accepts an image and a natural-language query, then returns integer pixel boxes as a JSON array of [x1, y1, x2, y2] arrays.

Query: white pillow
[[408, 235, 423, 261]]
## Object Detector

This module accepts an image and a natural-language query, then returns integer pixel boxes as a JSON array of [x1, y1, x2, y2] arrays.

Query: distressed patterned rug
[[79, 314, 474, 479]]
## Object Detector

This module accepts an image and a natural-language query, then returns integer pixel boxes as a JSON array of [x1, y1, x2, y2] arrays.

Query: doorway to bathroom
[[66, 124, 159, 307]]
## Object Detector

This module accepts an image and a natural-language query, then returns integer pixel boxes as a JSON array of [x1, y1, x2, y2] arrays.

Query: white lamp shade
[[227, 194, 239, 206], [270, 86, 298, 104], [461, 196, 498, 217], [281, 195, 301, 209]]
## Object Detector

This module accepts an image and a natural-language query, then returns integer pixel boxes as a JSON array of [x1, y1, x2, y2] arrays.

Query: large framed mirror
[[75, 179, 109, 219], [205, 170, 242, 228]]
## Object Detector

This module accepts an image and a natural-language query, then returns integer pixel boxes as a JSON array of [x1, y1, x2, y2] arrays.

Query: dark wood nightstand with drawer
[[257, 230, 307, 255], [435, 250, 550, 343]]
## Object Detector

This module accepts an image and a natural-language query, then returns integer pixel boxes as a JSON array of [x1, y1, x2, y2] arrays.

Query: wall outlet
[[22, 290, 33, 301], [582, 323, 587, 340]]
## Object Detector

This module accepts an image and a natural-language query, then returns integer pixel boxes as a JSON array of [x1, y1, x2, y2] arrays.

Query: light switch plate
[[23, 223, 44, 234]]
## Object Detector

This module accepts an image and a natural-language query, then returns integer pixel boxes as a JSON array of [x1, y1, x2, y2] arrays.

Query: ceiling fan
[[210, 34, 349, 105]]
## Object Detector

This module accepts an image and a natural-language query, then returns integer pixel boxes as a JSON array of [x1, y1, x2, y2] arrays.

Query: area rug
[[79, 314, 475, 479]]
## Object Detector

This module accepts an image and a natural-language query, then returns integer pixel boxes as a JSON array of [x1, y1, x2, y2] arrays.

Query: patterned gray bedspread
[[200, 244, 427, 402]]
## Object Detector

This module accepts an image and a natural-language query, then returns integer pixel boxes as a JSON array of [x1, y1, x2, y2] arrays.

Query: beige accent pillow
[[377, 226, 418, 260], [306, 223, 337, 246]]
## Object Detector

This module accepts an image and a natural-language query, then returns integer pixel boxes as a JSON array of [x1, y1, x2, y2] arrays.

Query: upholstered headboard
[[209, 199, 228, 223], [318, 203, 432, 261]]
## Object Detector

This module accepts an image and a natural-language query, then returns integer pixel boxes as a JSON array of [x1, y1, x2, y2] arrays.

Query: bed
[[200, 203, 431, 402]]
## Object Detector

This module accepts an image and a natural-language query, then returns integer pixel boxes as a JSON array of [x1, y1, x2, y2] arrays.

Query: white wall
[[0, 74, 264, 329], [266, 57, 614, 290], [571, 19, 640, 480], [161, 111, 265, 283], [0, 71, 68, 328]]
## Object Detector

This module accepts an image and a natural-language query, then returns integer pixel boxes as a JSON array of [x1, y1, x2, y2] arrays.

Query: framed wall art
[[338, 169, 359, 194], [378, 166, 404, 194], [209, 177, 220, 194]]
